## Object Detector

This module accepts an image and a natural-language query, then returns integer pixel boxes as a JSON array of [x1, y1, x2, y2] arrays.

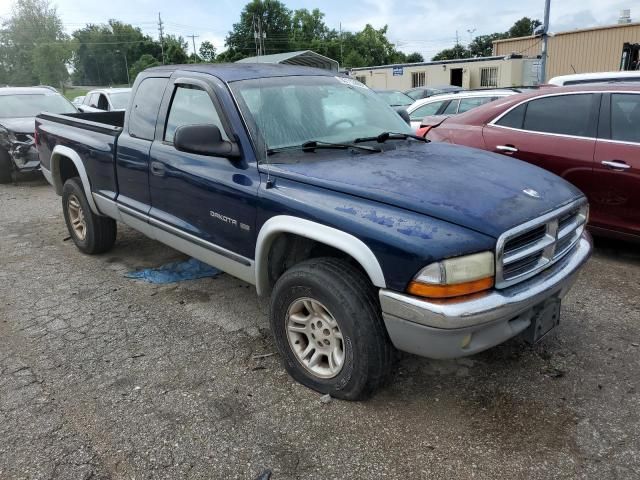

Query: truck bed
[[35, 111, 125, 198], [37, 111, 124, 136]]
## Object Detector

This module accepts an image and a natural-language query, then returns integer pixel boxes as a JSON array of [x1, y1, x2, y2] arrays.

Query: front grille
[[13, 133, 34, 144], [496, 200, 588, 288]]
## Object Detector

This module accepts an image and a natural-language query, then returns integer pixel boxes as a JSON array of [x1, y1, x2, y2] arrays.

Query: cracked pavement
[[1, 178, 639, 479]]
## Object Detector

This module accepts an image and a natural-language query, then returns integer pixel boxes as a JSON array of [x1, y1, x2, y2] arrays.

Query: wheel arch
[[255, 215, 387, 296], [49, 145, 100, 215]]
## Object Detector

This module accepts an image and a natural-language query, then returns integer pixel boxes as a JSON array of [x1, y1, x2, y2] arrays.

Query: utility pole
[[540, 0, 551, 83], [339, 22, 343, 66], [188, 34, 200, 61], [455, 30, 460, 59], [158, 12, 165, 64]]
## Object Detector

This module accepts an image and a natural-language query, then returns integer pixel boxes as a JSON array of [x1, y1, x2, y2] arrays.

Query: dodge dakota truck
[[36, 64, 592, 400]]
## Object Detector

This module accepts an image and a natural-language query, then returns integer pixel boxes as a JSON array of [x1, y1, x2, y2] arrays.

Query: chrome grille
[[495, 200, 588, 288]]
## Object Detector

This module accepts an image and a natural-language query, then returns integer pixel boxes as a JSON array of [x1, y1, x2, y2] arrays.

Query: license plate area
[[522, 298, 561, 344]]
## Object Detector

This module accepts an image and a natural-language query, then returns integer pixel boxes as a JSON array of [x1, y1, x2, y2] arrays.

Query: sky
[[0, 0, 635, 61]]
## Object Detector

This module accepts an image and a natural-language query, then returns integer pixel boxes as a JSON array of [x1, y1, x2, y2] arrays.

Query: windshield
[[109, 92, 131, 109], [230, 75, 412, 152], [0, 93, 76, 118], [376, 91, 413, 107]]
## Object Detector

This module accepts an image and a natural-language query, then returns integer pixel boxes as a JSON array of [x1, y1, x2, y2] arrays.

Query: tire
[[270, 257, 394, 400], [0, 149, 13, 184], [62, 177, 117, 254]]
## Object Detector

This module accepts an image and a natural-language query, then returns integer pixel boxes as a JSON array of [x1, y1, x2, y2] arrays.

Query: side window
[[496, 103, 526, 129], [97, 94, 109, 110], [522, 94, 595, 137], [458, 96, 493, 114], [410, 101, 445, 121], [442, 99, 459, 115], [164, 85, 228, 143], [610, 93, 640, 143], [129, 77, 169, 140], [88, 93, 99, 107]]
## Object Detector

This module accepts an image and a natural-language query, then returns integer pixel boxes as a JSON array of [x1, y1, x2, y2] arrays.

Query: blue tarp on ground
[[125, 258, 221, 284]]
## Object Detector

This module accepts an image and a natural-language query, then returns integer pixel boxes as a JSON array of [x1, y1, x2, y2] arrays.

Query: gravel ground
[[1, 178, 639, 480]]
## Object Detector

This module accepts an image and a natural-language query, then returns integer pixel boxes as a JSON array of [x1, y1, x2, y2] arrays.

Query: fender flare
[[49, 145, 100, 215], [254, 215, 387, 296]]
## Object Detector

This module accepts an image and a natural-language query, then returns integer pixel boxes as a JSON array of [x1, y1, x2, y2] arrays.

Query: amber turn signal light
[[407, 276, 494, 299]]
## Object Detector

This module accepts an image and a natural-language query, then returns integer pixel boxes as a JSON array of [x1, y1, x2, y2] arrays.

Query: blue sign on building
[[392, 67, 403, 76]]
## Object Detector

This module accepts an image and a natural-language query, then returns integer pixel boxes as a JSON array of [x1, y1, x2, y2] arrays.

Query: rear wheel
[[62, 177, 117, 254], [270, 257, 394, 400], [0, 149, 13, 184]]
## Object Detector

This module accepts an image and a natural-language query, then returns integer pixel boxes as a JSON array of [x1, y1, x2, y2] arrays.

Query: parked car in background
[[407, 89, 518, 129], [425, 84, 640, 241], [71, 95, 85, 107], [78, 88, 131, 112], [374, 89, 414, 108], [35, 63, 591, 400], [548, 71, 640, 86], [0, 86, 77, 183], [404, 85, 464, 101]]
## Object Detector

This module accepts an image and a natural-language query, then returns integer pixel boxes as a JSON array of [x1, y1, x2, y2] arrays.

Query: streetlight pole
[[116, 50, 130, 87], [540, 0, 551, 83]]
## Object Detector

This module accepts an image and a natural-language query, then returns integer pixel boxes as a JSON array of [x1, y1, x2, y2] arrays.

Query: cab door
[[482, 93, 599, 201], [592, 92, 640, 237], [147, 74, 260, 260]]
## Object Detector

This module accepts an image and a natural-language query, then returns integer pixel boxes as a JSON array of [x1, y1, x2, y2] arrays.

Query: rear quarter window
[[128, 77, 169, 140]]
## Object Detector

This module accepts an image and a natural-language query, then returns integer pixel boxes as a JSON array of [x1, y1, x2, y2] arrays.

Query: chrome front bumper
[[380, 233, 592, 359]]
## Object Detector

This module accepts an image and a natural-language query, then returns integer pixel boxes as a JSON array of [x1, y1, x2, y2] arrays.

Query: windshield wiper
[[353, 132, 429, 144], [267, 140, 381, 155]]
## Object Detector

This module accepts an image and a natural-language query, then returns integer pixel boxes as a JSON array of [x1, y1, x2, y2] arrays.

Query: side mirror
[[395, 107, 411, 126], [174, 124, 240, 158]]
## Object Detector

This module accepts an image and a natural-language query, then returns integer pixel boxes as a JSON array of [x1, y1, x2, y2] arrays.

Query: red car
[[423, 85, 640, 242]]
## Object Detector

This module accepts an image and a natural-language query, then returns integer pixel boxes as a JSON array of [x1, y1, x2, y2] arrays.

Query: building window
[[411, 71, 426, 88], [480, 67, 498, 87], [355, 75, 367, 85]]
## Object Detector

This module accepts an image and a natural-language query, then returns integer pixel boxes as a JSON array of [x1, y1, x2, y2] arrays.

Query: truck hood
[[0, 117, 35, 134], [266, 142, 584, 238]]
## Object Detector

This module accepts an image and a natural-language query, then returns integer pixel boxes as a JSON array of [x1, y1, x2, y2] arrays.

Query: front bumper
[[380, 233, 592, 359]]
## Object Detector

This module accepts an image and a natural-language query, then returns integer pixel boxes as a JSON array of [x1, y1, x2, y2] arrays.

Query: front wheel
[[62, 177, 117, 254], [270, 257, 394, 400]]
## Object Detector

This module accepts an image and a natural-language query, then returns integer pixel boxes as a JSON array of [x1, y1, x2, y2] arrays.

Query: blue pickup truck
[[36, 64, 592, 400]]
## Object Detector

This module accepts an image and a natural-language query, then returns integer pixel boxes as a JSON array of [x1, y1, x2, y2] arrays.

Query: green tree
[[432, 16, 541, 61], [405, 52, 425, 63], [129, 53, 160, 82], [469, 33, 507, 57], [431, 44, 471, 61], [72, 21, 159, 85], [223, 0, 292, 60], [199, 40, 216, 62], [163, 35, 189, 64], [508, 17, 542, 38], [0, 0, 71, 86]]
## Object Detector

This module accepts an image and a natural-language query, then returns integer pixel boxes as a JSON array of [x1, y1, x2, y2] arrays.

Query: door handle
[[601, 160, 631, 171], [496, 145, 518, 153], [150, 161, 166, 176]]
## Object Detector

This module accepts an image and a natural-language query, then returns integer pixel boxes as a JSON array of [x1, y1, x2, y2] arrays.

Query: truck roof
[[144, 62, 335, 82]]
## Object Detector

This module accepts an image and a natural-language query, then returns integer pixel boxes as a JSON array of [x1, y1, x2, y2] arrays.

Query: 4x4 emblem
[[523, 188, 541, 199]]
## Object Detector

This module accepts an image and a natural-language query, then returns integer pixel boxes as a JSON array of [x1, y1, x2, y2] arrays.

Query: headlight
[[407, 251, 495, 299]]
